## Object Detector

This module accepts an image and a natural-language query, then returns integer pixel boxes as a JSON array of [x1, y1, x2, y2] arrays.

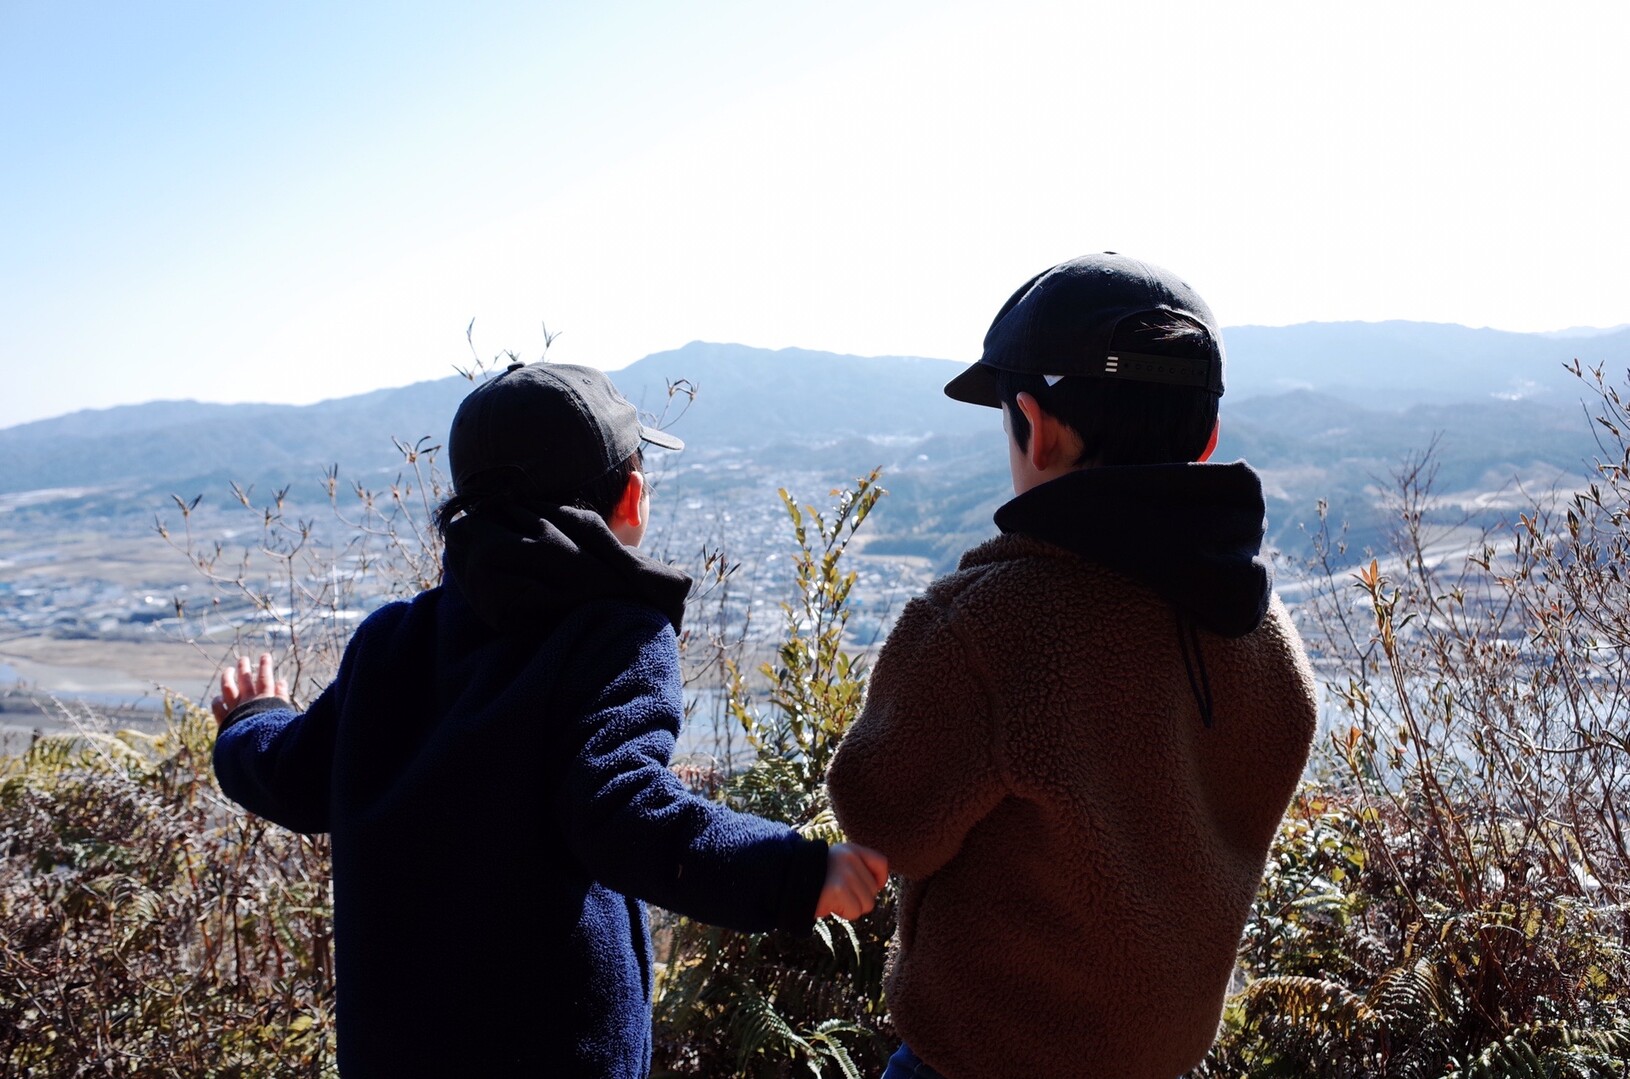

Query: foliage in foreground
[[0, 703, 336, 1076], [9, 366, 1630, 1076], [652, 471, 896, 1079], [1198, 787, 1630, 1077], [1194, 363, 1630, 1077]]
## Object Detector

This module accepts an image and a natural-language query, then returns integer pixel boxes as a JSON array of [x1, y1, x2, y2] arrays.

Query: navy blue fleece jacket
[[213, 503, 829, 1077]]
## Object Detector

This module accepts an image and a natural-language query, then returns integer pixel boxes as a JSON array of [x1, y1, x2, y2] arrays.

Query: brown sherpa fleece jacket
[[827, 463, 1318, 1079]]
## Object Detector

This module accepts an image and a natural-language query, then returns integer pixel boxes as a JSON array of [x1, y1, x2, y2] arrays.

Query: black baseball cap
[[449, 361, 683, 495], [944, 252, 1225, 407]]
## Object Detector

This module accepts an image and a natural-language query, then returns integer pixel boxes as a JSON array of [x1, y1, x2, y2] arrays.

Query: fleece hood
[[441, 502, 691, 636], [993, 461, 1272, 638]]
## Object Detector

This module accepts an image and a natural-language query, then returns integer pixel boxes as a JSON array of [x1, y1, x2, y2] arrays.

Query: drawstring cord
[[1176, 613, 1215, 729]]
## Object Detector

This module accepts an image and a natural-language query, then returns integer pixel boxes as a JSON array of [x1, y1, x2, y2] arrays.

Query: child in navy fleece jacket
[[212, 362, 887, 1077]]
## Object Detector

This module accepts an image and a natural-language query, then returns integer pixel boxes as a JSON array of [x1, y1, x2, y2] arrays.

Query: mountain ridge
[[11, 318, 1625, 439], [1, 322, 1623, 507]]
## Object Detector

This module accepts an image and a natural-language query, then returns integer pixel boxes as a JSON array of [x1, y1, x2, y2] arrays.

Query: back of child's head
[[434, 450, 644, 536], [994, 311, 1219, 465], [945, 253, 1225, 466], [436, 361, 680, 535]]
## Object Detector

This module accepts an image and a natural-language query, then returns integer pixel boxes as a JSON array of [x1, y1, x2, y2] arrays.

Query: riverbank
[[0, 636, 224, 755]]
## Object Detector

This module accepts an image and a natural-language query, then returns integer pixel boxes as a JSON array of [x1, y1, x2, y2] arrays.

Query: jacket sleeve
[[826, 593, 1008, 880], [211, 635, 360, 836], [556, 606, 830, 934]]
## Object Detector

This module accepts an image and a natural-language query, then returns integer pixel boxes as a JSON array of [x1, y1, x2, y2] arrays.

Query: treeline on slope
[[856, 388, 1600, 572], [4, 363, 1630, 1076], [7, 330, 1625, 574]]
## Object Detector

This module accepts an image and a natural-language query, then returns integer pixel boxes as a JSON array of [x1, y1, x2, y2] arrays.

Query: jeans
[[881, 1043, 947, 1079]]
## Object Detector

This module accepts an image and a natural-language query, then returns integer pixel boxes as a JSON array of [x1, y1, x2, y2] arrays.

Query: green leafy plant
[[652, 470, 897, 1079]]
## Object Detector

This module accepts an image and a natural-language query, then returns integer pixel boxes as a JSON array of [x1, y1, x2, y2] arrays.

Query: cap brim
[[639, 425, 685, 452], [943, 362, 1003, 408]]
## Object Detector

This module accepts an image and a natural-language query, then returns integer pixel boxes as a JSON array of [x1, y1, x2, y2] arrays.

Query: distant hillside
[[0, 344, 992, 496], [7, 322, 1624, 497], [1, 325, 1621, 569], [612, 343, 989, 447], [0, 379, 472, 496]]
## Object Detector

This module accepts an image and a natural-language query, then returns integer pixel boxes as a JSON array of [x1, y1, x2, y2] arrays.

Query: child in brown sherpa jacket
[[827, 254, 1319, 1079]]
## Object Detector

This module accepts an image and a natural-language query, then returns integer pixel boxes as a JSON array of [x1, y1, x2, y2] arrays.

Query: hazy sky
[[4, 0, 1627, 429]]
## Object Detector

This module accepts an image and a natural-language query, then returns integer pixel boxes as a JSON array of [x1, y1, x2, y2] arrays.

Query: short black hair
[[434, 449, 644, 537], [997, 311, 1219, 467]]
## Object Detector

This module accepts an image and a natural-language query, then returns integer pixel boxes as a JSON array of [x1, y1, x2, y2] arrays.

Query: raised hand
[[211, 652, 291, 725], [815, 842, 890, 921]]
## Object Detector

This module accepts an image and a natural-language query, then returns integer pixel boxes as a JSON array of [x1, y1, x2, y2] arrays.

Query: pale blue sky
[[3, 0, 1627, 428]]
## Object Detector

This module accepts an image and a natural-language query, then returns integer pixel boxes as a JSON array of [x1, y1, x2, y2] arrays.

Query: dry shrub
[[0, 703, 336, 1077], [1199, 364, 1630, 1077]]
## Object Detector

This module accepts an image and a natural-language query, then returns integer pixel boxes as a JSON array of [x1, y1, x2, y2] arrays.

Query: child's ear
[[612, 470, 646, 530], [1016, 391, 1080, 471], [1196, 419, 1220, 463], [1014, 392, 1051, 471]]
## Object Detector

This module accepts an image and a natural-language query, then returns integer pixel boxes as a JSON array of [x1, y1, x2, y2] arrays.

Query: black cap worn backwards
[[449, 362, 683, 496], [944, 252, 1226, 407]]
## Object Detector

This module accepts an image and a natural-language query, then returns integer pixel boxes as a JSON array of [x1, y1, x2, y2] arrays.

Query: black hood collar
[[442, 502, 691, 636], [993, 462, 1272, 638]]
